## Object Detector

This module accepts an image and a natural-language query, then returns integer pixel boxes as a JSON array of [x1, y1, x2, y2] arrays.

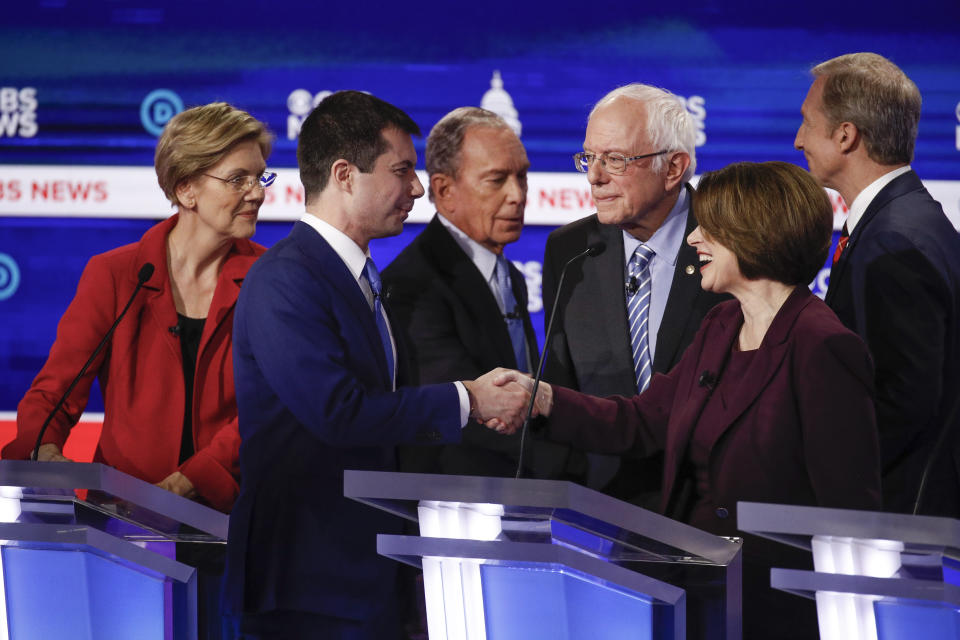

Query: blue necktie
[[496, 255, 529, 373], [363, 258, 395, 388], [627, 244, 655, 393]]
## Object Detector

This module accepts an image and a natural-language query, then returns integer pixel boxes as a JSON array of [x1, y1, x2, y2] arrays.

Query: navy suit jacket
[[826, 170, 960, 516], [225, 221, 461, 621], [383, 215, 571, 478], [548, 286, 882, 535]]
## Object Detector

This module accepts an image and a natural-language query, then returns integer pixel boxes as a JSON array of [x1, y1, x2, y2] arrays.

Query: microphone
[[31, 263, 155, 461], [503, 306, 523, 321], [698, 370, 717, 390], [625, 276, 639, 296], [515, 242, 606, 479], [168, 322, 181, 337]]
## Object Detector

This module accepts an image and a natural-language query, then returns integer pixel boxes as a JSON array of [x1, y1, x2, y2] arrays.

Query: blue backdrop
[[2, 0, 959, 412]]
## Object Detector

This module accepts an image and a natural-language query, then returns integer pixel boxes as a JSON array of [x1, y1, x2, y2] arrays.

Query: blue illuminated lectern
[[0, 460, 228, 640], [345, 470, 742, 640], [738, 502, 960, 640]]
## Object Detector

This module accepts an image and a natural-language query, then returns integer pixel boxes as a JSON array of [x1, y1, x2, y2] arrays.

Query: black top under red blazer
[[548, 286, 882, 536]]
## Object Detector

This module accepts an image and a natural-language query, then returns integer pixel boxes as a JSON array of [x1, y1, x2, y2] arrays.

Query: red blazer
[[549, 286, 882, 536], [5, 215, 264, 512]]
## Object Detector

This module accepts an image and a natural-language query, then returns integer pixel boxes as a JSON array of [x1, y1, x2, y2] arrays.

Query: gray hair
[[425, 107, 513, 202], [591, 84, 697, 182], [811, 52, 921, 166]]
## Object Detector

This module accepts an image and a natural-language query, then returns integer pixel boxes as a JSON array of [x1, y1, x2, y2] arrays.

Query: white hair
[[591, 83, 697, 182]]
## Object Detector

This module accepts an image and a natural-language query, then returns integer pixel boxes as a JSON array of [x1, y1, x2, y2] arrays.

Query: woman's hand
[[36, 443, 73, 462], [156, 471, 197, 499]]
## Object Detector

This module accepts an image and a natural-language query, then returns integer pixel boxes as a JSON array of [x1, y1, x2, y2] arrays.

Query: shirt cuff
[[453, 381, 470, 428]]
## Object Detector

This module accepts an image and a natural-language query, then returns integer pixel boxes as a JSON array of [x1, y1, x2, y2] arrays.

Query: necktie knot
[[832, 224, 850, 266], [628, 244, 655, 276]]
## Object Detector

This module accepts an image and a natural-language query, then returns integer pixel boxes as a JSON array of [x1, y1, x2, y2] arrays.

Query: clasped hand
[[462, 368, 554, 435]]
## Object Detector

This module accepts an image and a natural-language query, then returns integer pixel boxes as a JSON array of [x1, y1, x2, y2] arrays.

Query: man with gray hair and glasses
[[796, 52, 960, 517], [542, 84, 726, 505]]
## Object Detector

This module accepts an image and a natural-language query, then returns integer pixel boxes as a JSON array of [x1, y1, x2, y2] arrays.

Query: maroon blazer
[[6, 215, 264, 512], [549, 286, 882, 536]]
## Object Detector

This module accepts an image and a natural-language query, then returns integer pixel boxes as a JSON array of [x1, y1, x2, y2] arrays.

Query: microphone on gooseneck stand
[[31, 263, 155, 461], [515, 242, 606, 479]]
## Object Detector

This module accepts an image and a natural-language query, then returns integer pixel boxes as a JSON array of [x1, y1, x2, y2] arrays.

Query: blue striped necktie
[[627, 244, 655, 393], [363, 258, 395, 388], [496, 254, 529, 373]]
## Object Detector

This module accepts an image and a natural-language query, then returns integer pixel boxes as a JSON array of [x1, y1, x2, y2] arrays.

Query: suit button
[[715, 507, 729, 519]]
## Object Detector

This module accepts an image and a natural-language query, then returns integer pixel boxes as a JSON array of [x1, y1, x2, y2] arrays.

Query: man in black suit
[[542, 84, 727, 501], [796, 52, 960, 517], [384, 107, 567, 478]]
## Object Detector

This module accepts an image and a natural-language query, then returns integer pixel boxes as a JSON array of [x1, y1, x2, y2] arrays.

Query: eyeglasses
[[203, 170, 278, 192], [573, 150, 670, 175]]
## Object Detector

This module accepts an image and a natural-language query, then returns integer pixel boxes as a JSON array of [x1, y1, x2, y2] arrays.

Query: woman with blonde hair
[[8, 101, 275, 513]]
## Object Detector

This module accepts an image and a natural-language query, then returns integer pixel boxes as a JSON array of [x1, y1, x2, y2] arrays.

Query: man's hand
[[463, 367, 530, 434], [36, 443, 73, 462], [493, 369, 554, 418], [156, 471, 197, 500]]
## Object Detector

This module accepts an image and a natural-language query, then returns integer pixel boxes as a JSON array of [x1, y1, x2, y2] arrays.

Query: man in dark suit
[[542, 84, 726, 499], [383, 107, 568, 478], [224, 91, 529, 639], [796, 52, 960, 517]]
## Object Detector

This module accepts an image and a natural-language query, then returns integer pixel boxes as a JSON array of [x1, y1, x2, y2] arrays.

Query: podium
[[738, 502, 960, 640], [0, 460, 228, 640], [345, 470, 742, 640]]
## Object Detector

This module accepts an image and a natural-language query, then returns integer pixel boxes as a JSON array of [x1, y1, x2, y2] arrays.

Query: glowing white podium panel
[[345, 471, 743, 640], [738, 502, 960, 640], [0, 461, 228, 640]]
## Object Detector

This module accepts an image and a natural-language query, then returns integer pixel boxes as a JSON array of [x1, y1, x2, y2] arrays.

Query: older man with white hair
[[542, 84, 727, 503]]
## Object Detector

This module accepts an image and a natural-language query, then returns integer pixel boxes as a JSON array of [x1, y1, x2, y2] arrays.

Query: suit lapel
[[654, 191, 705, 372], [425, 217, 519, 368], [584, 223, 633, 383], [133, 218, 181, 360], [290, 222, 392, 389], [825, 171, 923, 305], [199, 244, 260, 356], [661, 307, 738, 504]]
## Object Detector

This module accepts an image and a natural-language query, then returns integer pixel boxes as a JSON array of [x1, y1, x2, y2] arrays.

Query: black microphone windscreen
[[586, 242, 607, 257], [138, 263, 155, 284]]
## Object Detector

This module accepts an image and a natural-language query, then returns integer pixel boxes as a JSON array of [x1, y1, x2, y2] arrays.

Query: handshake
[[461, 368, 555, 435]]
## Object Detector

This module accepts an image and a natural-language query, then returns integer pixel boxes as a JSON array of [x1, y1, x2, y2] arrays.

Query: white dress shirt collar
[[846, 166, 911, 233], [299, 213, 371, 284]]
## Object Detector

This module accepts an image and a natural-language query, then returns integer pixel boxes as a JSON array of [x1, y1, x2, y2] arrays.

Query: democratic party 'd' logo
[[0, 253, 21, 301], [141, 89, 184, 136]]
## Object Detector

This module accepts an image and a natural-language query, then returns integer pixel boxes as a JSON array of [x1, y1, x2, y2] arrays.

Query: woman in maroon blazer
[[5, 102, 274, 514], [503, 162, 881, 639]]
